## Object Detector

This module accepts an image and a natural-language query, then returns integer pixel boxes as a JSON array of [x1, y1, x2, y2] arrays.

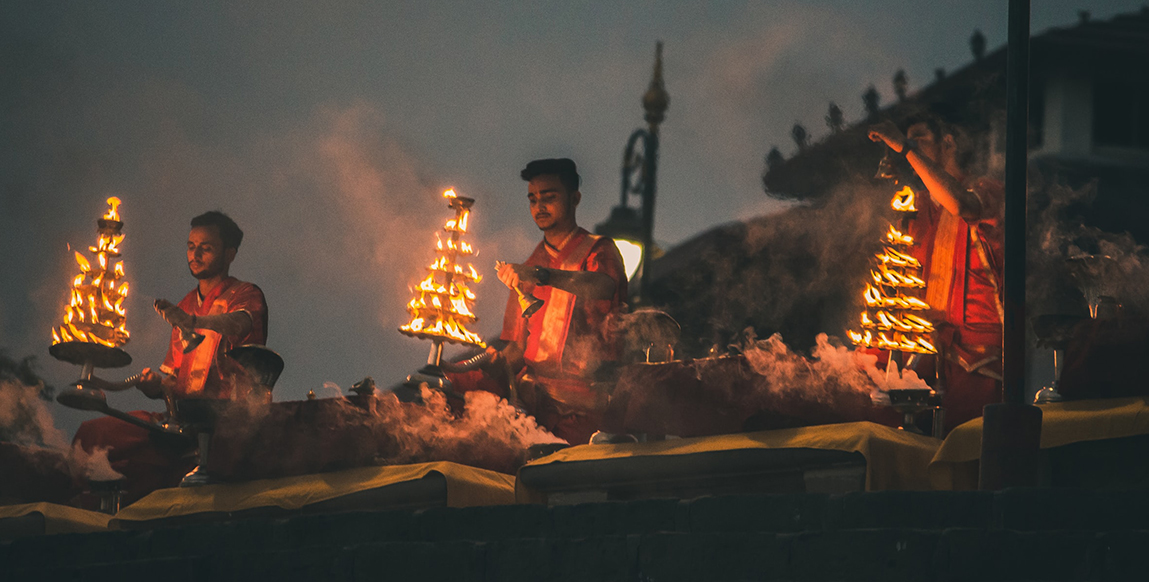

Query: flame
[[891, 186, 916, 212], [886, 225, 914, 246], [400, 189, 485, 348], [103, 197, 122, 221], [877, 248, 921, 269], [872, 267, 925, 289], [53, 198, 131, 346]]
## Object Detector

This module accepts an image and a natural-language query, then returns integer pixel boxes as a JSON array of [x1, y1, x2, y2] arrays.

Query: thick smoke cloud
[[652, 179, 893, 356], [1028, 178, 1149, 319], [374, 387, 565, 472]]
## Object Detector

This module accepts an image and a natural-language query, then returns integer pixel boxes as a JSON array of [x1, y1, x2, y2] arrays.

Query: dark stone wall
[[4, 488, 1149, 581]]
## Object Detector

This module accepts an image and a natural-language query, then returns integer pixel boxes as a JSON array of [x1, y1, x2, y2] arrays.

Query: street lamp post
[[596, 41, 669, 304]]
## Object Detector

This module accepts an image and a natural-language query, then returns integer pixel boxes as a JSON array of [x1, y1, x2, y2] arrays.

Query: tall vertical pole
[[979, 0, 1043, 491], [1002, 0, 1029, 405]]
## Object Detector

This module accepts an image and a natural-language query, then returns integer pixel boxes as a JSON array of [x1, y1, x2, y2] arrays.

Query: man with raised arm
[[869, 109, 1005, 431]]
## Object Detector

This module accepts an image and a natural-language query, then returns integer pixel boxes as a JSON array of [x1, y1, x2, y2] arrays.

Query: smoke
[[653, 178, 891, 356], [1028, 178, 1149, 319], [738, 330, 926, 403], [68, 441, 124, 482], [372, 387, 565, 474], [0, 377, 69, 450]]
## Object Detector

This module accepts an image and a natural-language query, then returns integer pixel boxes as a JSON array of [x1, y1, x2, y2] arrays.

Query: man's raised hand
[[868, 119, 907, 152]]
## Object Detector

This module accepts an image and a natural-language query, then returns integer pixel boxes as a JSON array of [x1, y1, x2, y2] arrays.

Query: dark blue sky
[[2, 1, 1141, 434]]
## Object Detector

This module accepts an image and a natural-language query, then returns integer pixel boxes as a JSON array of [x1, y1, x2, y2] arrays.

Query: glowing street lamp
[[595, 204, 644, 281], [595, 41, 668, 303]]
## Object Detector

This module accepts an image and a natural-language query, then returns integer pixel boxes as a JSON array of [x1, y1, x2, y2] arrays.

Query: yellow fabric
[[113, 461, 515, 525], [929, 396, 1149, 490], [0, 502, 111, 535], [518, 421, 940, 497]]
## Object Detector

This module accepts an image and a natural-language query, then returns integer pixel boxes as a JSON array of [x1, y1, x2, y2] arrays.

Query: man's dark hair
[[520, 158, 580, 193], [901, 102, 974, 169], [191, 211, 244, 250]]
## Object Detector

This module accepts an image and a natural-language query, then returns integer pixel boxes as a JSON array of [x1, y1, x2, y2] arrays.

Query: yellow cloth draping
[[113, 461, 515, 525], [517, 421, 940, 500], [929, 396, 1149, 490], [0, 503, 111, 535]]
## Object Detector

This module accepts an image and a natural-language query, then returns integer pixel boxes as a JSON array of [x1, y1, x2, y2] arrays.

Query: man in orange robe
[[488, 158, 628, 444], [870, 111, 1004, 432], [73, 211, 267, 501]]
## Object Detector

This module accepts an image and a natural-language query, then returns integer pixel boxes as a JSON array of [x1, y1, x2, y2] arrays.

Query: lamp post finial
[[643, 41, 669, 129]]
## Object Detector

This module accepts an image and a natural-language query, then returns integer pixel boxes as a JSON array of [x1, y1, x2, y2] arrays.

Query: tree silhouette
[[893, 69, 908, 101], [791, 123, 808, 151], [766, 147, 785, 169], [863, 85, 881, 119], [970, 29, 986, 62], [825, 102, 844, 133]]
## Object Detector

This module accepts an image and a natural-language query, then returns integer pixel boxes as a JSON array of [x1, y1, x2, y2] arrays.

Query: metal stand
[[403, 339, 463, 398], [50, 341, 132, 413], [176, 399, 227, 487]]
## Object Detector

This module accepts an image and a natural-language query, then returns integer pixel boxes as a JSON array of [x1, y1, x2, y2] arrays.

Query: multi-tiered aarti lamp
[[848, 159, 940, 434], [50, 198, 134, 404], [848, 184, 937, 357], [399, 189, 486, 392]]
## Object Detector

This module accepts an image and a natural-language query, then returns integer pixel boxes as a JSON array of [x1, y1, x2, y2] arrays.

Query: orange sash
[[171, 280, 247, 398], [523, 232, 601, 374]]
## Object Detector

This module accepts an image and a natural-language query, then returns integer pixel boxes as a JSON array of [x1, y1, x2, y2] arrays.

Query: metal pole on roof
[[1001, 0, 1030, 406], [979, 0, 1043, 491]]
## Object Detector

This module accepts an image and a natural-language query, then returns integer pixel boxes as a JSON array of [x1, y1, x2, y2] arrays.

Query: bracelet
[[534, 266, 551, 285], [900, 138, 917, 157]]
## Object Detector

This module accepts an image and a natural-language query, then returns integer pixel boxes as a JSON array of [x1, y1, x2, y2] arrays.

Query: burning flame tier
[[51, 197, 131, 348], [848, 185, 937, 355], [399, 189, 487, 348]]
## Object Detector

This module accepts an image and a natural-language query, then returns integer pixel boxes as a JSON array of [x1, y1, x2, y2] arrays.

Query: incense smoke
[[374, 386, 565, 473], [1028, 178, 1149, 319], [652, 178, 891, 356], [69, 442, 124, 482], [0, 377, 68, 450], [738, 330, 926, 400]]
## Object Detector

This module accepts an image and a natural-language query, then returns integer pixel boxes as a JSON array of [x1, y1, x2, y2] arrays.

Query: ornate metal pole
[[620, 42, 669, 303]]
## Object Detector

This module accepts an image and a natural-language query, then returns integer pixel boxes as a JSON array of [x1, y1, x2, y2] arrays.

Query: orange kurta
[[908, 177, 1005, 430], [159, 277, 268, 399], [73, 277, 268, 503]]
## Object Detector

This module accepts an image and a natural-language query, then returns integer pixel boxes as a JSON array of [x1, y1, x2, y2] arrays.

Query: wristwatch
[[534, 266, 551, 285]]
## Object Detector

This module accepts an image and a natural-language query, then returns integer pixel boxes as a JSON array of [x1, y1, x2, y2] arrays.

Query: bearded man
[[72, 211, 267, 501]]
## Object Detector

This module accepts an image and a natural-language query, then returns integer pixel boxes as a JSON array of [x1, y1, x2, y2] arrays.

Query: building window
[[1093, 79, 1149, 150]]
